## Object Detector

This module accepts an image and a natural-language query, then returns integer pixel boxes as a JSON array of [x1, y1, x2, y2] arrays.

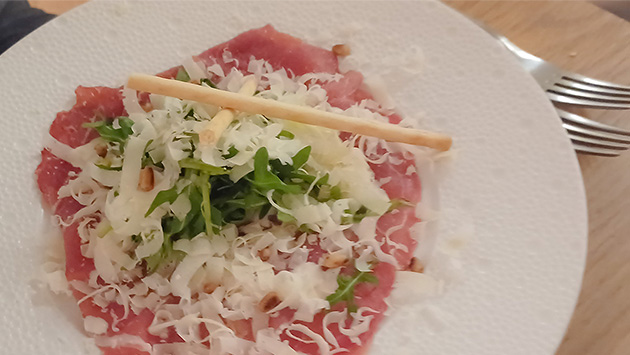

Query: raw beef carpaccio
[[36, 25, 424, 355]]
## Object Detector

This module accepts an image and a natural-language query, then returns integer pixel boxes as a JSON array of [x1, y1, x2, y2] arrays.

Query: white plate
[[0, 1, 587, 354]]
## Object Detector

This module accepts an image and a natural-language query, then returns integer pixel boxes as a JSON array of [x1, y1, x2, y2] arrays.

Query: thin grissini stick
[[199, 76, 257, 145], [127, 73, 453, 151]]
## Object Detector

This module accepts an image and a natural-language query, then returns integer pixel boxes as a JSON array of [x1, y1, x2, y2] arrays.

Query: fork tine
[[555, 108, 630, 136], [563, 122, 630, 145], [572, 141, 624, 157], [548, 86, 630, 106], [547, 91, 630, 109], [565, 131, 630, 149], [555, 79, 630, 98], [562, 73, 630, 92]]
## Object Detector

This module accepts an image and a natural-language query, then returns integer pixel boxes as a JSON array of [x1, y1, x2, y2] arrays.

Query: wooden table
[[28, 1, 630, 354]]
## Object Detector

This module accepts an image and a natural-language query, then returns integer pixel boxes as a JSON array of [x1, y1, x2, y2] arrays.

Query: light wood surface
[[446, 2, 630, 355], [28, 0, 87, 15], [29, 1, 630, 354]]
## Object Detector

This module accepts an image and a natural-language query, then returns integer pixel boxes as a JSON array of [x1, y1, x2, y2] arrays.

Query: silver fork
[[558, 108, 630, 157], [477, 22, 630, 156], [484, 24, 630, 109]]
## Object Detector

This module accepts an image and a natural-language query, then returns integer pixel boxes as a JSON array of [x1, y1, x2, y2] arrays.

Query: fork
[[482, 24, 630, 109], [477, 22, 630, 156], [558, 108, 630, 157]]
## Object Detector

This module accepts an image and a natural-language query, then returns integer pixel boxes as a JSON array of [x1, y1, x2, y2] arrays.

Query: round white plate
[[0, 1, 586, 354]]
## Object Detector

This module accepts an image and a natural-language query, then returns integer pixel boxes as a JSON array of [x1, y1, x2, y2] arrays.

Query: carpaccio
[[35, 25, 422, 355]]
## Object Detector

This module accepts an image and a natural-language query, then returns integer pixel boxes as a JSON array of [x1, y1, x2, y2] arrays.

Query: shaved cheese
[[352, 217, 379, 242], [135, 230, 164, 259], [255, 328, 301, 355], [285, 324, 330, 354], [93, 238, 120, 283], [43, 135, 95, 168], [94, 334, 152, 353], [337, 307, 377, 345], [122, 88, 146, 116], [322, 311, 347, 348], [170, 192, 192, 221], [142, 273, 172, 296], [40, 267, 70, 295], [153, 343, 209, 355], [182, 57, 208, 82], [84, 316, 108, 335], [171, 255, 210, 301], [206, 63, 225, 78]]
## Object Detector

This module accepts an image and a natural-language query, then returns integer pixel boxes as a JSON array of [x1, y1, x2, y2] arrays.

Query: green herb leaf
[[145, 185, 180, 217], [276, 211, 296, 223], [161, 184, 206, 239], [144, 234, 184, 275], [291, 146, 311, 169], [179, 158, 229, 175], [326, 270, 379, 313], [252, 147, 301, 194], [184, 107, 196, 119], [176, 67, 190, 82], [183, 184, 206, 237], [142, 151, 164, 169], [277, 130, 295, 140], [341, 205, 373, 224], [329, 185, 342, 200], [200, 78, 217, 88], [83, 117, 135, 145], [210, 205, 224, 228], [315, 183, 341, 202], [388, 198, 413, 212], [95, 163, 122, 171], [197, 173, 213, 237], [222, 146, 239, 159], [258, 203, 272, 219]]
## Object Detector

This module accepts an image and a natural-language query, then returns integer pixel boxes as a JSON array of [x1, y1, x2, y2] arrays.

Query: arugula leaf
[[340, 205, 373, 224], [326, 270, 379, 313], [200, 78, 217, 88], [142, 151, 164, 169], [179, 158, 228, 175], [329, 185, 342, 200], [184, 107, 196, 119], [95, 163, 122, 171], [161, 184, 205, 239], [197, 173, 213, 237], [388, 198, 413, 211], [276, 211, 296, 223], [291, 146, 311, 169], [183, 184, 206, 237], [222, 146, 239, 159], [210, 205, 224, 228], [83, 117, 135, 145], [269, 147, 312, 180], [352, 206, 372, 222], [316, 184, 342, 202], [252, 148, 301, 194], [145, 185, 180, 217], [277, 130, 295, 140], [258, 203, 272, 219], [144, 233, 184, 275], [176, 67, 190, 82]]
